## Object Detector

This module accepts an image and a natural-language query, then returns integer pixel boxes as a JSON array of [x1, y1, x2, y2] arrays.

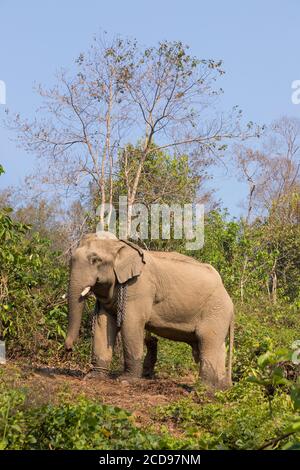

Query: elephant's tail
[[227, 314, 234, 386]]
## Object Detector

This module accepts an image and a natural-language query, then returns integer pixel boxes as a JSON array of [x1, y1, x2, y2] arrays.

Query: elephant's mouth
[[92, 281, 114, 303]]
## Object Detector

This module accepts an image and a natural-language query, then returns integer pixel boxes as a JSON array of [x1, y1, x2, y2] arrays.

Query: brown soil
[[2, 362, 198, 432]]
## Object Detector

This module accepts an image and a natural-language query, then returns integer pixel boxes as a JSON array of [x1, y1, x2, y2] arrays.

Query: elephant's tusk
[[80, 286, 91, 297]]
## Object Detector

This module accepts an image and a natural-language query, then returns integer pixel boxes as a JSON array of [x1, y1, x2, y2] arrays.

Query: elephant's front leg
[[120, 306, 147, 379], [85, 309, 117, 379]]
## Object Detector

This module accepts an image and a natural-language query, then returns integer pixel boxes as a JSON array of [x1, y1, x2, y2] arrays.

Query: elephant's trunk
[[65, 273, 87, 350]]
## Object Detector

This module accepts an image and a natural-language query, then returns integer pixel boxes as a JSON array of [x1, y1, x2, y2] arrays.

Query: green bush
[[0, 387, 33, 450], [0, 201, 93, 366], [27, 400, 161, 450], [157, 378, 296, 449], [233, 300, 300, 380]]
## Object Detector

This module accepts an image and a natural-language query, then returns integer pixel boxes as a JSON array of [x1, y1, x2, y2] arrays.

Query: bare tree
[[7, 35, 135, 227], [258, 117, 300, 215], [6, 35, 248, 237], [234, 116, 300, 303], [234, 145, 267, 222], [234, 116, 300, 219]]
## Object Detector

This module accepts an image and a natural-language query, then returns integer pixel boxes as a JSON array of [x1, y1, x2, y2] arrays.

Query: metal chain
[[117, 282, 128, 329], [90, 299, 100, 365]]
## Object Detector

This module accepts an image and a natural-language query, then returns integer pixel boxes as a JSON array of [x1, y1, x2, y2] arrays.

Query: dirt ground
[[2, 362, 199, 433]]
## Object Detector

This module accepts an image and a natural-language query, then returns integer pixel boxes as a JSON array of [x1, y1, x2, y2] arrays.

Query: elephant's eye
[[89, 254, 102, 265]]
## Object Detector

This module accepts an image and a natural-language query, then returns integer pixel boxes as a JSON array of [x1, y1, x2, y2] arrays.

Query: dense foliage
[[0, 207, 67, 359]]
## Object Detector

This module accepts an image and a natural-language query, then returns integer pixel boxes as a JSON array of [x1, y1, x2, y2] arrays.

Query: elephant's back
[[148, 251, 221, 280], [146, 251, 225, 301], [149, 250, 202, 266]]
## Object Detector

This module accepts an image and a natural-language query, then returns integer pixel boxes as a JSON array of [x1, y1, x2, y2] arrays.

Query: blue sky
[[0, 0, 299, 215]]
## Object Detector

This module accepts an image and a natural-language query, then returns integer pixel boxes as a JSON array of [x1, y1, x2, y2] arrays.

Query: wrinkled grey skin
[[65, 233, 234, 388]]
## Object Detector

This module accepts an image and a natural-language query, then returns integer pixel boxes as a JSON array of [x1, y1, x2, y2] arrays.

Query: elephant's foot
[[142, 369, 156, 379], [117, 360, 143, 383], [83, 366, 109, 381], [199, 368, 229, 390], [123, 358, 143, 378], [143, 335, 158, 379], [116, 372, 141, 385], [142, 364, 156, 379]]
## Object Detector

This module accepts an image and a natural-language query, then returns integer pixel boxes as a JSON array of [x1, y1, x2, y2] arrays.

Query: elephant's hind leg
[[196, 324, 227, 389], [143, 332, 158, 378]]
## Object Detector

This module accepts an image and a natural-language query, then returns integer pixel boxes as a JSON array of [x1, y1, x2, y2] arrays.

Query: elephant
[[65, 232, 234, 388]]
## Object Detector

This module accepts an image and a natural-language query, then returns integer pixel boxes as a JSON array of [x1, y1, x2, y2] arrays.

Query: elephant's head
[[65, 232, 145, 350]]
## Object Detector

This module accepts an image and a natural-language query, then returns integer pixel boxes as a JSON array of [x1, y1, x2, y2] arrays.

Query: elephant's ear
[[114, 240, 145, 284]]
